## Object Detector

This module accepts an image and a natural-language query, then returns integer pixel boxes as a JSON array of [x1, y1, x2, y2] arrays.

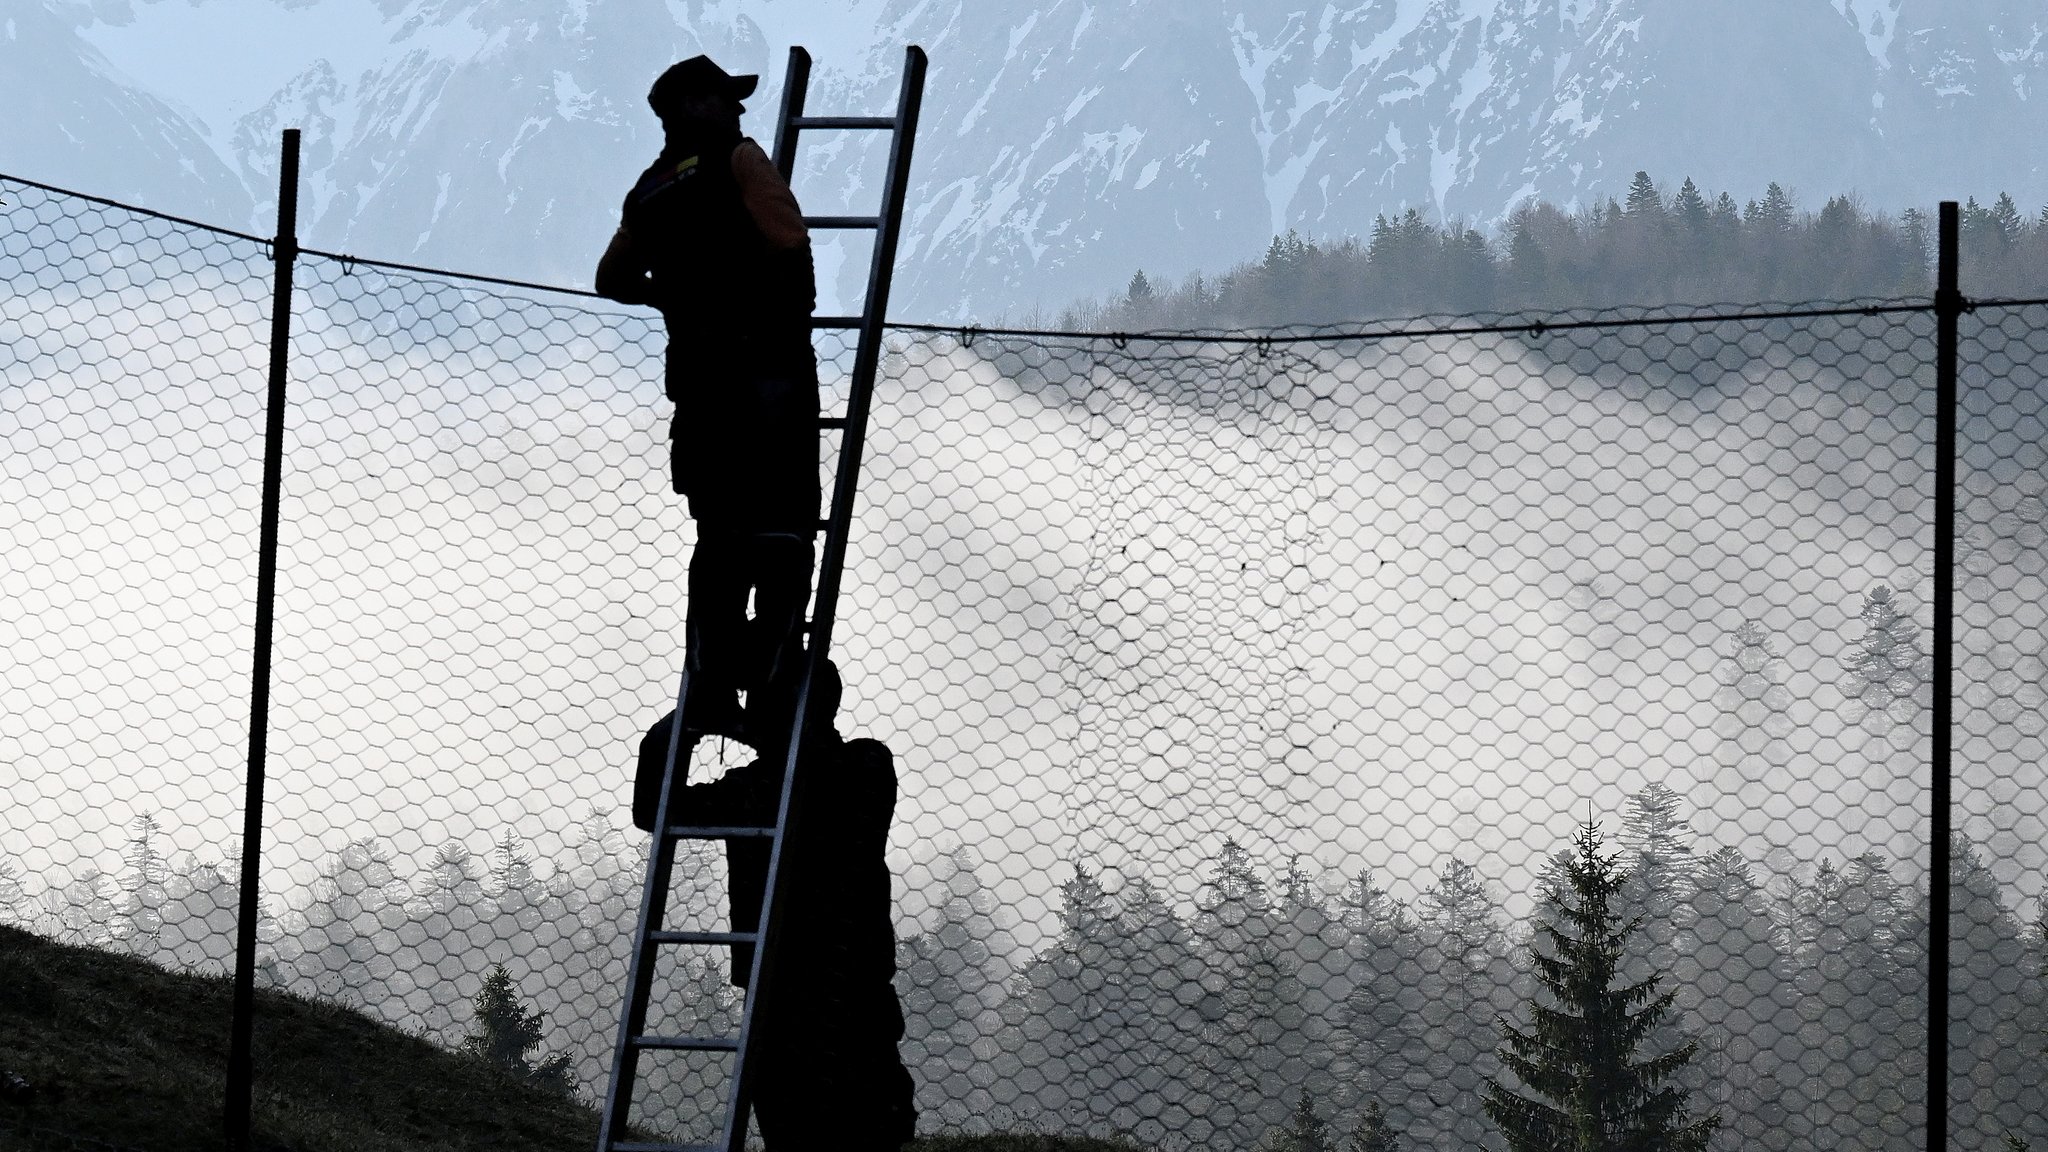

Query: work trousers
[[685, 528, 814, 699], [672, 363, 821, 717]]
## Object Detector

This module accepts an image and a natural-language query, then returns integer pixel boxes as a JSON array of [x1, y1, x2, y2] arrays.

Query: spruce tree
[[1128, 268, 1155, 304], [1348, 1101, 1400, 1152], [1195, 839, 1296, 1148], [1336, 870, 1429, 1140], [1417, 856, 1503, 1151], [1844, 584, 1929, 726], [161, 856, 239, 971], [1754, 183, 1795, 233], [1784, 853, 1923, 1149], [1901, 207, 1932, 266], [0, 858, 33, 929], [1006, 863, 1200, 1137], [1951, 834, 2035, 1149], [1505, 219, 1550, 303], [1710, 192, 1741, 232], [1625, 171, 1664, 220], [1264, 1088, 1336, 1152], [462, 962, 576, 1096], [1676, 846, 1793, 1152], [1992, 193, 2025, 245], [488, 830, 533, 895], [1619, 784, 1697, 910], [1015, 862, 1115, 1130], [119, 812, 170, 959], [1714, 619, 1795, 796], [56, 867, 122, 948], [1673, 179, 1709, 232], [305, 838, 409, 1002], [1484, 819, 1719, 1152]]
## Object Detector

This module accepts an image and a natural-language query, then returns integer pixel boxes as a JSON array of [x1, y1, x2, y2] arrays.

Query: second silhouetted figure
[[598, 55, 820, 747], [635, 660, 918, 1151]]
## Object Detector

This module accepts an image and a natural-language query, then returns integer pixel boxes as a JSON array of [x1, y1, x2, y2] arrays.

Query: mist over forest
[[2, 785, 2042, 1150], [1058, 178, 2048, 332], [6, 170, 2047, 1150]]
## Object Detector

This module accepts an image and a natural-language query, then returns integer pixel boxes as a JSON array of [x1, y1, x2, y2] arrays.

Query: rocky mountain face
[[5, 0, 2043, 319]]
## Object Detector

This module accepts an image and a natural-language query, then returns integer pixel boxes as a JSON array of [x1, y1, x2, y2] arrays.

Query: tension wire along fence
[[1, 172, 2042, 1152]]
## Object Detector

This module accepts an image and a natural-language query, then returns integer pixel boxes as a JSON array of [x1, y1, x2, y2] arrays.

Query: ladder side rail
[[770, 48, 812, 183], [716, 43, 927, 1152], [598, 667, 700, 1149], [806, 43, 925, 668]]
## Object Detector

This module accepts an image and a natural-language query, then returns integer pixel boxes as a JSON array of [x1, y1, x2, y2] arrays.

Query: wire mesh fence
[[1953, 300, 2048, 1152], [0, 171, 2040, 1151]]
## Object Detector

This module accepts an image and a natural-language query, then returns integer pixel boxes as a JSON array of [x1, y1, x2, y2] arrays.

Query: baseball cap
[[649, 56, 760, 117]]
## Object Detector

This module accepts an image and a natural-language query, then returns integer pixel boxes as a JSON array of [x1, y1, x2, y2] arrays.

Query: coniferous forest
[[1061, 177, 2048, 330], [4, 790, 2042, 1151]]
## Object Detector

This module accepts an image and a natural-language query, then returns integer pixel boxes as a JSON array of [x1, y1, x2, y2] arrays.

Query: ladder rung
[[649, 930, 758, 947], [792, 115, 895, 130], [815, 519, 831, 534], [811, 314, 863, 328], [820, 416, 847, 429], [807, 215, 881, 229], [664, 825, 774, 840], [632, 1033, 740, 1052]]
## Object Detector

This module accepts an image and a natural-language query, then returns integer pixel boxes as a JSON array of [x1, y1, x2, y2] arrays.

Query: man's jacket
[[620, 124, 817, 396]]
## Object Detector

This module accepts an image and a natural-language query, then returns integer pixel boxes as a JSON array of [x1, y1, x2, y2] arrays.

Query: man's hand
[[595, 226, 658, 306]]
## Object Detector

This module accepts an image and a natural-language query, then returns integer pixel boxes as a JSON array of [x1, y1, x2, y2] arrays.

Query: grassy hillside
[[0, 926, 1144, 1152], [0, 925, 603, 1151]]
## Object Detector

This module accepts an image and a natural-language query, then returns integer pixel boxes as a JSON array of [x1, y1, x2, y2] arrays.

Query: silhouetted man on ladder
[[599, 54, 918, 1152], [597, 54, 819, 748]]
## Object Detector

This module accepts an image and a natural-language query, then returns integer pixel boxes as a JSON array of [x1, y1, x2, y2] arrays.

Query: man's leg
[[733, 366, 820, 744], [684, 523, 749, 739], [740, 531, 815, 743]]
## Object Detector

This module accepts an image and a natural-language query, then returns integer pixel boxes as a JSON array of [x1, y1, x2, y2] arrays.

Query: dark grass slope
[[0, 926, 1145, 1152], [0, 925, 599, 1151]]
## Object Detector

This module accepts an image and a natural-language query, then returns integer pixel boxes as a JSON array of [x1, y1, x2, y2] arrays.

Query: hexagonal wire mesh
[[1953, 300, 2048, 1152], [2, 171, 2038, 1151]]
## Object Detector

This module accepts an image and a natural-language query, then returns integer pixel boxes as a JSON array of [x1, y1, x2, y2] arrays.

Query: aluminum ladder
[[596, 44, 927, 1152]]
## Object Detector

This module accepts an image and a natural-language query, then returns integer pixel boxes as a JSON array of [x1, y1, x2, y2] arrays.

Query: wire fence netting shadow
[[2, 172, 2042, 1151]]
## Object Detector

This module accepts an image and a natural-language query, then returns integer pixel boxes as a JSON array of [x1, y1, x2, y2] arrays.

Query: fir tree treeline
[[1065, 177, 2048, 330], [2, 583, 2038, 1148], [4, 792, 2043, 1149]]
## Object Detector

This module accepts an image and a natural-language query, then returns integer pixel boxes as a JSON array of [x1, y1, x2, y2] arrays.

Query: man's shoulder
[[837, 738, 899, 805], [624, 151, 706, 210], [729, 138, 783, 187], [841, 737, 894, 773]]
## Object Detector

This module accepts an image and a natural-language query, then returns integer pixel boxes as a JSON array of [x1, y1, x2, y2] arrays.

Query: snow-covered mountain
[[5, 0, 2045, 319]]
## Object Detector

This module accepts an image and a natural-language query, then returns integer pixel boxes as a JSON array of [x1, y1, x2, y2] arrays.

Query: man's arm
[[594, 225, 657, 306], [730, 141, 816, 321], [730, 141, 807, 250]]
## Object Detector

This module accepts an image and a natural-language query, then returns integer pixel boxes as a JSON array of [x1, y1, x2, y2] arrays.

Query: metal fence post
[[1930, 199, 1959, 1152], [225, 126, 299, 1152]]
